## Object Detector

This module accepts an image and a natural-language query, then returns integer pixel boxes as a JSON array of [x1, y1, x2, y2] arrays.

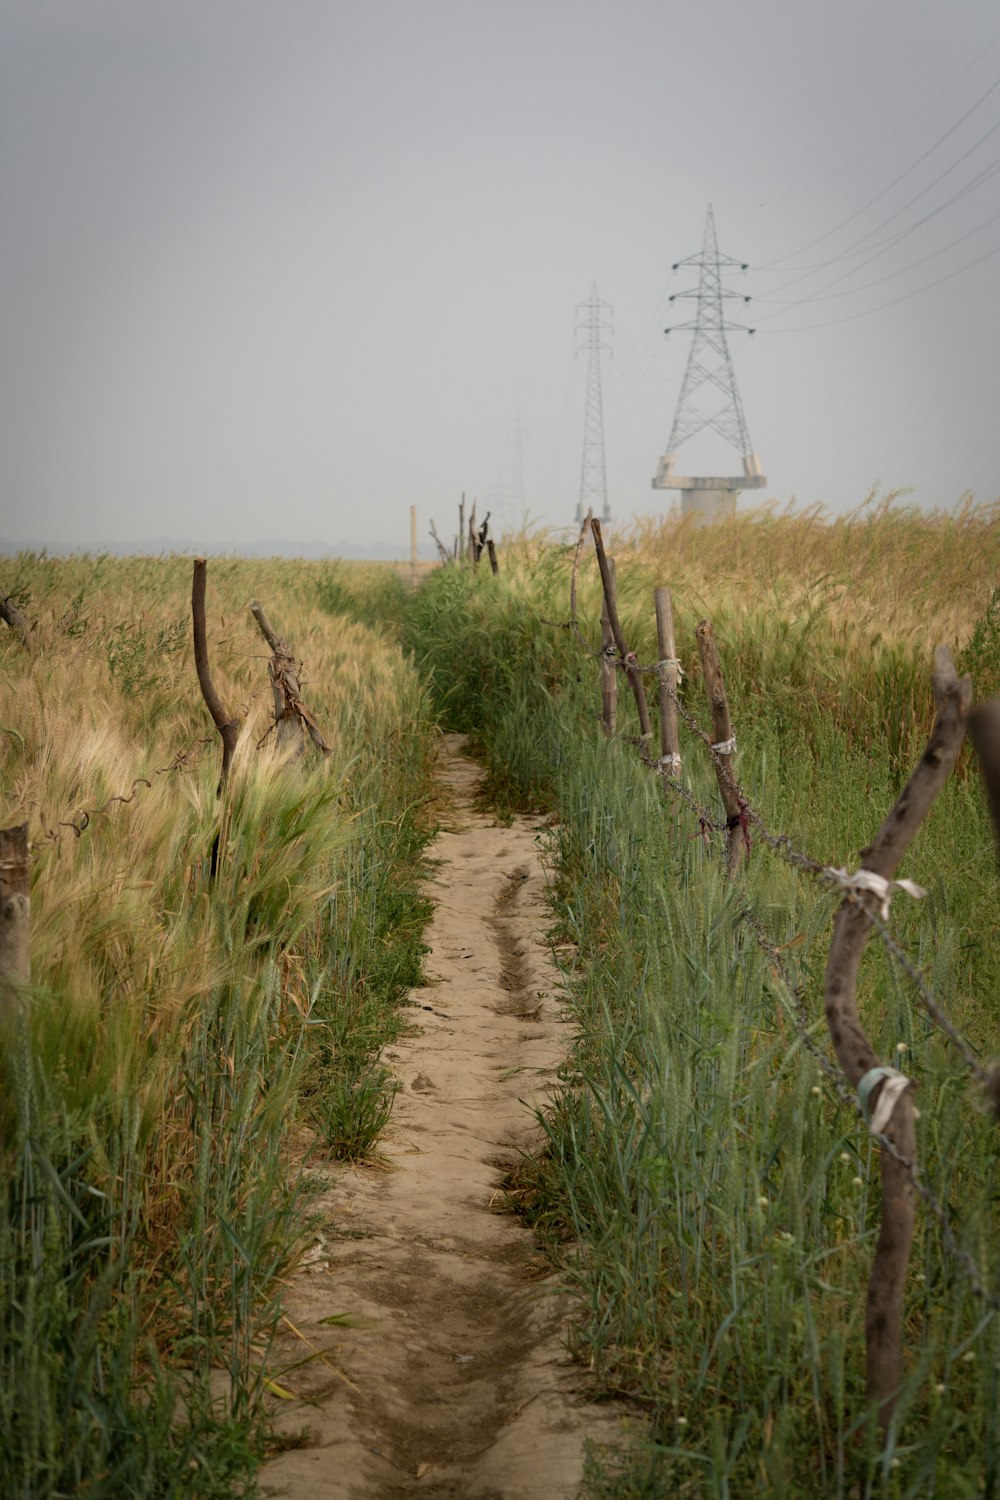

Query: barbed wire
[[27, 717, 248, 856], [564, 574, 1000, 1315]]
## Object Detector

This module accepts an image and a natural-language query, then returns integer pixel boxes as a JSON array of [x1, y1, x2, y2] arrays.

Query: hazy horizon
[[2, 1, 998, 556]]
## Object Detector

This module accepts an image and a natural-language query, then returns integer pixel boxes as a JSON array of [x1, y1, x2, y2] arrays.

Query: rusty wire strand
[[565, 574, 1000, 1313]]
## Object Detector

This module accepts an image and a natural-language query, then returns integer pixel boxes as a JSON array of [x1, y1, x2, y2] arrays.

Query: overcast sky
[[1, 0, 998, 554]]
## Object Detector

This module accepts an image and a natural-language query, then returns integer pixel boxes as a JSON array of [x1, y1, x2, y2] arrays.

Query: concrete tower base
[[652, 452, 767, 526], [680, 489, 737, 524]]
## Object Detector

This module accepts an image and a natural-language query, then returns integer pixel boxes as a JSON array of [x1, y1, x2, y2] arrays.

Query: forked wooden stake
[[824, 644, 970, 1428], [192, 559, 239, 795], [590, 519, 652, 744], [695, 619, 744, 876]]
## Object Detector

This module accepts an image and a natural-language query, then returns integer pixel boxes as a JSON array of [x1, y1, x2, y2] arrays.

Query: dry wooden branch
[[192, 559, 239, 794], [251, 599, 330, 756], [969, 699, 1000, 861], [655, 587, 680, 779], [428, 521, 451, 564], [695, 619, 745, 876], [600, 558, 617, 737], [0, 592, 31, 645], [590, 519, 652, 743], [0, 822, 30, 1022], [824, 643, 971, 1427]]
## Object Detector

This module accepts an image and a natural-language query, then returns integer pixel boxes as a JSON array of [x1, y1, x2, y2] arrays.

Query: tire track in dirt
[[260, 734, 626, 1499]]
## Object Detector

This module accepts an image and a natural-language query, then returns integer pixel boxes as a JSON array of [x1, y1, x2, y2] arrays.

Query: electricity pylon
[[575, 283, 612, 525], [652, 206, 766, 521]]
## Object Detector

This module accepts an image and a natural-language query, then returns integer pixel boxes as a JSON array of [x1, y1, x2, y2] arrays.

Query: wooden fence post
[[695, 619, 745, 876], [487, 539, 499, 576], [456, 494, 465, 563], [410, 505, 418, 588], [468, 500, 479, 567], [0, 823, 29, 1021], [654, 587, 680, 778], [824, 644, 970, 1429], [590, 519, 652, 745], [968, 700, 1000, 861], [600, 559, 618, 737], [0, 593, 31, 646], [192, 559, 239, 795]]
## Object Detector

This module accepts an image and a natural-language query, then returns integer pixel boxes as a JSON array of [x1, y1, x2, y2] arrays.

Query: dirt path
[[260, 734, 625, 1499]]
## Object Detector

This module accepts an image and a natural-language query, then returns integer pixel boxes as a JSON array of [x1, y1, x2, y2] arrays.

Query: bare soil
[[260, 734, 626, 1499]]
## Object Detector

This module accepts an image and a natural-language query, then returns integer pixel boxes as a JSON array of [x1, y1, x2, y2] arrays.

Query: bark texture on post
[[969, 699, 1000, 861], [0, 823, 30, 1021], [654, 587, 680, 778], [590, 519, 652, 743], [192, 559, 239, 794], [429, 521, 451, 565], [824, 644, 971, 1427], [0, 593, 31, 645], [251, 600, 330, 757], [695, 619, 744, 876], [600, 558, 618, 738]]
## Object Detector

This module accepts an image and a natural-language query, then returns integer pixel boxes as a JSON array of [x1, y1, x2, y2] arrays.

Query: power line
[[759, 204, 1000, 305], [726, 32, 1000, 214], [756, 238, 1000, 332], [759, 64, 1000, 272], [755, 152, 1000, 326]]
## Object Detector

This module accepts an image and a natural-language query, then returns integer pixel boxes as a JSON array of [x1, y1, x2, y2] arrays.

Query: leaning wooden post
[[0, 823, 30, 1022], [695, 619, 744, 875], [600, 559, 618, 737], [468, 500, 479, 567], [429, 520, 451, 564], [192, 559, 239, 794], [824, 645, 970, 1429], [251, 600, 330, 758], [968, 700, 1000, 863], [487, 539, 499, 576], [590, 519, 652, 745], [250, 601, 305, 760], [456, 494, 465, 564], [654, 587, 680, 778]]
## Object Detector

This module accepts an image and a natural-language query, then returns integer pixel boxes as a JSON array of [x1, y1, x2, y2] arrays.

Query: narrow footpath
[[261, 734, 626, 1499]]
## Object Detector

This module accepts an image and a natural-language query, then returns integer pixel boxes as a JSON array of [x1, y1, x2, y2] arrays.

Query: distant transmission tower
[[652, 205, 766, 521], [575, 283, 613, 525]]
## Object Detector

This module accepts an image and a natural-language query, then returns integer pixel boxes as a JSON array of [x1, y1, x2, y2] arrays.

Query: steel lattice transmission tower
[[575, 283, 613, 525], [652, 206, 766, 521]]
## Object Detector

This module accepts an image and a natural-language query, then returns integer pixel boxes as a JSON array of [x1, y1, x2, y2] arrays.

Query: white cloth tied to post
[[711, 735, 737, 756], [857, 1065, 914, 1136], [658, 752, 682, 772], [657, 658, 684, 680], [824, 866, 927, 920]]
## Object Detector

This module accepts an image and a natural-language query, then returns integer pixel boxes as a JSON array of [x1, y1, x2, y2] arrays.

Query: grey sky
[[1, 0, 998, 553]]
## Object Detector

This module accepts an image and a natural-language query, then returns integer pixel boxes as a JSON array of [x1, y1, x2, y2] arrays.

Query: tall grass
[[0, 553, 433, 1495], [405, 506, 1000, 1497]]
